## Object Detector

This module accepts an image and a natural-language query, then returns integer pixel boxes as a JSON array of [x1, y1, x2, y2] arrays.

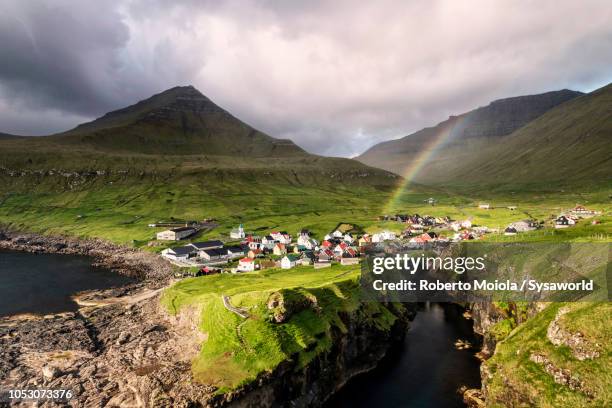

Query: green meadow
[[1, 172, 608, 246]]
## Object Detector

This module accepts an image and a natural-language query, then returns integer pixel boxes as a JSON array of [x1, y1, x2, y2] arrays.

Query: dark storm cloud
[[0, 1, 129, 116], [0, 0, 611, 155]]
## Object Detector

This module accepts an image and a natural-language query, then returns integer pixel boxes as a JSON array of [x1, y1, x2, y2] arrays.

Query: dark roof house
[[171, 246, 194, 255], [189, 240, 224, 250]]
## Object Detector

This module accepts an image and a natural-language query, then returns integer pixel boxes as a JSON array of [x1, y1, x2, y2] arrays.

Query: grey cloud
[[0, 0, 610, 153], [0, 1, 129, 117]]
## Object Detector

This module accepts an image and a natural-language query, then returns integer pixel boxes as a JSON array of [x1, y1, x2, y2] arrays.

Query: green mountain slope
[[356, 89, 584, 182], [0, 86, 400, 242], [0, 85, 397, 177], [441, 83, 612, 186]]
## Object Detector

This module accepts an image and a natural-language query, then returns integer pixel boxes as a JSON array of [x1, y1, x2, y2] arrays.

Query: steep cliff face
[[447, 89, 583, 140], [209, 303, 413, 408], [468, 302, 610, 407]]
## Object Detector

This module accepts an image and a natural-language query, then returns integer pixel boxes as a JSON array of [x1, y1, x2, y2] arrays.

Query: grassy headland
[[161, 264, 400, 391]]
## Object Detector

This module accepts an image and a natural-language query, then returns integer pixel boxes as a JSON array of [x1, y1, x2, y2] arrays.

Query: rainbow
[[382, 115, 468, 214]]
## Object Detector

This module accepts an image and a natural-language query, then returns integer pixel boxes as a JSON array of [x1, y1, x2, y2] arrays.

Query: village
[[153, 204, 601, 276]]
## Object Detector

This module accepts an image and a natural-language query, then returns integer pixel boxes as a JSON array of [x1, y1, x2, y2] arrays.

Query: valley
[[0, 83, 610, 407]]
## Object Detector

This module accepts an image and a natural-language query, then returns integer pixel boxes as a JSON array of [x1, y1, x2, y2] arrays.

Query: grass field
[[0, 171, 395, 244], [161, 263, 400, 391], [1, 172, 608, 246]]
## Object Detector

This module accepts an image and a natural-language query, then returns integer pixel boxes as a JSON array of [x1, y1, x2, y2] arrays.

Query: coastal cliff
[[209, 303, 412, 408], [0, 291, 410, 407], [0, 232, 412, 407]]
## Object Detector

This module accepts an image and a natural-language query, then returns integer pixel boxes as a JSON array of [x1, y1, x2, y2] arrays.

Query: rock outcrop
[[547, 307, 601, 360], [0, 292, 212, 407]]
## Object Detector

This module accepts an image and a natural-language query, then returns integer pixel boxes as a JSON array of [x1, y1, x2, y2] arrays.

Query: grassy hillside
[[439, 84, 612, 186], [0, 85, 404, 242], [357, 89, 583, 179], [0, 160, 401, 243], [161, 264, 401, 391]]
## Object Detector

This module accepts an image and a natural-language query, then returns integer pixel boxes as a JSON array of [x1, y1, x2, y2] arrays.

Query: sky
[[1, 0, 611, 157]]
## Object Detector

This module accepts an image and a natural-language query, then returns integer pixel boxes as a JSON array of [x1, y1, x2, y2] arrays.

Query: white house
[[281, 254, 299, 269], [509, 220, 538, 232], [478, 203, 490, 210], [230, 224, 245, 239], [472, 226, 490, 234], [237, 257, 255, 272], [570, 205, 597, 216], [297, 234, 318, 248], [372, 231, 396, 243], [261, 235, 277, 249], [555, 216, 575, 229], [156, 227, 196, 241], [304, 238, 318, 250], [200, 248, 229, 261], [161, 246, 194, 260], [333, 243, 346, 256], [449, 222, 461, 232], [343, 233, 355, 243], [270, 232, 292, 244], [331, 230, 344, 238], [226, 245, 246, 259]]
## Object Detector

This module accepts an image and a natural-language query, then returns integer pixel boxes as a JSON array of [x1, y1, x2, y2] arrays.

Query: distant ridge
[[358, 84, 611, 187], [357, 89, 583, 178], [0, 132, 21, 139], [436, 83, 612, 185]]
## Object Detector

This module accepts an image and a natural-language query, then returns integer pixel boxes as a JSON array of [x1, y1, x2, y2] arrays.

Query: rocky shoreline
[[0, 230, 413, 407], [0, 229, 213, 407], [0, 228, 172, 283]]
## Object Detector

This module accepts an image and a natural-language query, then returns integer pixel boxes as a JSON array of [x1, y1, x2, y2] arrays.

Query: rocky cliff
[[0, 291, 411, 408]]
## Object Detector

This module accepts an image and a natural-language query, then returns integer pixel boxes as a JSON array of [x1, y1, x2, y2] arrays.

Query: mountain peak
[[64, 85, 225, 135], [53, 85, 307, 157], [156, 84, 206, 99]]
